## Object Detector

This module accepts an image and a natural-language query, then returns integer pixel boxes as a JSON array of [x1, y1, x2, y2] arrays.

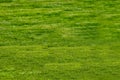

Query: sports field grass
[[0, 0, 120, 80]]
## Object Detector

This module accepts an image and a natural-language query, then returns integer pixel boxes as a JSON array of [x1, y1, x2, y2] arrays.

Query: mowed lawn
[[0, 0, 120, 80]]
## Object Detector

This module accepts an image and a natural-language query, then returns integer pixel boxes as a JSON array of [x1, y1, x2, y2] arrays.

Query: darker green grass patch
[[0, 0, 13, 3]]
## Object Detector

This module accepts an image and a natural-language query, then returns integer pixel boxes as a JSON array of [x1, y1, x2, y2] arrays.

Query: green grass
[[0, 0, 120, 80]]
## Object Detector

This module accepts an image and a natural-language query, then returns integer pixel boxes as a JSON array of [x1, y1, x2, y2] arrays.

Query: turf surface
[[0, 0, 120, 80]]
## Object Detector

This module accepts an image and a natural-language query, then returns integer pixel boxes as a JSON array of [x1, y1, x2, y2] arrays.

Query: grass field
[[0, 0, 120, 80]]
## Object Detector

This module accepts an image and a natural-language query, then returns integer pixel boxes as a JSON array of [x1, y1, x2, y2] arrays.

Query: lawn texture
[[0, 0, 120, 80]]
